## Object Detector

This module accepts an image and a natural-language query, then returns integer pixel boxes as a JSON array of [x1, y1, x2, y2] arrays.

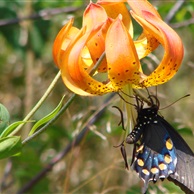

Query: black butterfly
[[123, 95, 194, 194]]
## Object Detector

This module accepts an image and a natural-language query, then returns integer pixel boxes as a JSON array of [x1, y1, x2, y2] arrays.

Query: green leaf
[[0, 136, 22, 159], [0, 121, 34, 138], [0, 103, 10, 134], [29, 95, 65, 136]]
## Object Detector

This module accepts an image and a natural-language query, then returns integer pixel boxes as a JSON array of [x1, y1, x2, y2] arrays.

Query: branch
[[164, 0, 185, 24], [170, 18, 194, 28], [0, 6, 83, 27]]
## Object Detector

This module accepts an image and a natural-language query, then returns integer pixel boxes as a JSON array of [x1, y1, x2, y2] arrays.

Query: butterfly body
[[125, 96, 194, 193]]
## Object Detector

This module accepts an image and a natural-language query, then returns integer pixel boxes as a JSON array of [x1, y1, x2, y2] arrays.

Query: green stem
[[22, 94, 76, 145], [9, 70, 62, 136], [122, 85, 136, 136]]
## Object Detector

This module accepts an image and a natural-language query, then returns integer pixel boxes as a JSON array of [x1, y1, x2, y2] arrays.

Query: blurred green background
[[0, 0, 194, 193]]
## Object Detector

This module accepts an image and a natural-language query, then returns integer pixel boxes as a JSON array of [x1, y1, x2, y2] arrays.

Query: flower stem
[[9, 70, 62, 136], [122, 85, 136, 136], [22, 94, 76, 145]]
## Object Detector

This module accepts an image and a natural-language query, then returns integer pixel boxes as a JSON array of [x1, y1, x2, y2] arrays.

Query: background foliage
[[0, 0, 194, 193]]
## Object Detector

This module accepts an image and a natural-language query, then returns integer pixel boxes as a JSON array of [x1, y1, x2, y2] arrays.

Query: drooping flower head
[[53, 0, 183, 96], [52, 2, 185, 191]]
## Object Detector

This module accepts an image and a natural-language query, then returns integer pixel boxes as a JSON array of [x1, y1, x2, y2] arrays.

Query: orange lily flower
[[53, 0, 183, 96]]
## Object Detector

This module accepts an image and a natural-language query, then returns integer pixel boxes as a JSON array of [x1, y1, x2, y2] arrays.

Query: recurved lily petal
[[97, 1, 133, 37], [131, 10, 183, 87], [127, 0, 161, 59], [53, 0, 183, 96], [134, 32, 159, 60], [60, 24, 116, 96], [106, 17, 144, 88], [59, 27, 88, 96], [127, 0, 161, 19], [83, 3, 108, 32], [82, 3, 113, 73], [53, 19, 79, 67], [86, 18, 113, 73], [98, 0, 160, 60]]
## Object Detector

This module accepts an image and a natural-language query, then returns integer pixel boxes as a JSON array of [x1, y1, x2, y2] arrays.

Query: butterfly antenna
[[160, 94, 190, 110]]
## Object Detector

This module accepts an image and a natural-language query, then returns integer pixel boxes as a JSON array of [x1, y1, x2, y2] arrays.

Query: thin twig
[[0, 160, 13, 192], [171, 18, 194, 28], [0, 6, 83, 27], [164, 0, 185, 24], [16, 93, 115, 194]]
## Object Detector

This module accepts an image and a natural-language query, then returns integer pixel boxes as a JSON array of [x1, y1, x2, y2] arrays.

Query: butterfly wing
[[168, 150, 194, 193], [159, 116, 194, 193], [126, 104, 194, 193], [159, 116, 194, 155], [131, 122, 177, 193]]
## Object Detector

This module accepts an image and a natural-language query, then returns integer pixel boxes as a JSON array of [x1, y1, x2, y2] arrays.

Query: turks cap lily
[[53, 2, 185, 191], [53, 0, 183, 96]]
